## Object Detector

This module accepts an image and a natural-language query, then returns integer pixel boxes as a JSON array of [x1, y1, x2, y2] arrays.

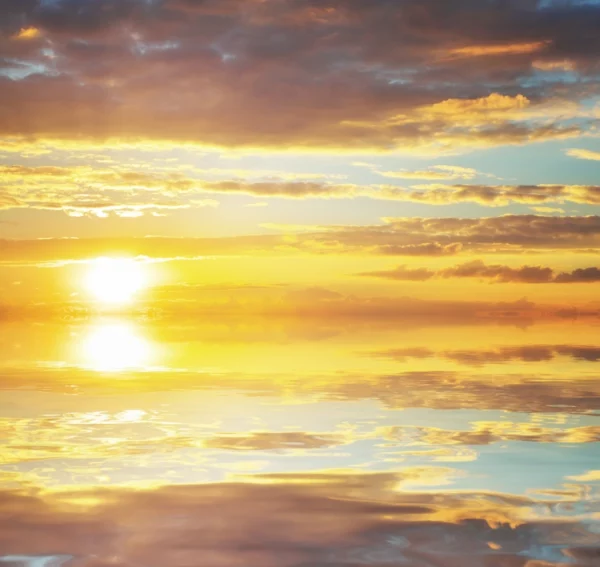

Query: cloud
[[0, 165, 219, 217], [566, 148, 600, 161], [361, 265, 436, 281], [395, 183, 600, 206], [360, 260, 600, 284], [200, 180, 370, 199], [533, 58, 577, 71], [0, 471, 594, 567], [2, 215, 600, 260], [203, 431, 346, 451], [347, 215, 600, 253], [0, 0, 598, 151], [554, 266, 600, 283], [357, 164, 479, 180], [440, 261, 555, 283], [371, 344, 600, 365], [224, 179, 600, 208], [0, 165, 368, 216], [382, 423, 600, 446], [443, 41, 548, 59], [531, 206, 565, 214], [3, 164, 600, 214], [567, 470, 600, 482], [13, 26, 41, 40], [377, 242, 464, 256]]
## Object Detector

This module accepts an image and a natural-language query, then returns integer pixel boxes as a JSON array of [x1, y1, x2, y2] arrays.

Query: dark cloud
[[441, 260, 555, 283], [0, 0, 598, 150], [2, 216, 600, 261], [320, 215, 600, 254], [0, 473, 597, 567], [360, 260, 600, 283], [372, 344, 600, 365], [554, 266, 600, 283], [0, 0, 38, 32], [35, 0, 142, 36]]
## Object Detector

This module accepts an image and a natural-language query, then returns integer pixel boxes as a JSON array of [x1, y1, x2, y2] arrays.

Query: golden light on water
[[85, 258, 145, 304], [82, 322, 151, 372]]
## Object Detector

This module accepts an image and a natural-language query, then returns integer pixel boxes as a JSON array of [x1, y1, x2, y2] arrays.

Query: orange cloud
[[533, 59, 576, 71], [445, 42, 547, 59], [360, 260, 600, 284], [373, 165, 478, 180], [13, 27, 41, 40], [566, 148, 600, 161]]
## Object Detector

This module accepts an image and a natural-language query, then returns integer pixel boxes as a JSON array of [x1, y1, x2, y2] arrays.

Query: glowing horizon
[[1, 1, 599, 565]]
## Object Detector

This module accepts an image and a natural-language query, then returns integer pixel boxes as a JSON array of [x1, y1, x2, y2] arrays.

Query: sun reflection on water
[[82, 322, 152, 372]]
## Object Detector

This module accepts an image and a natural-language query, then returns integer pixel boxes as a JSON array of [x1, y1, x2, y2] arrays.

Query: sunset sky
[[1, 3, 600, 566], [1, 0, 600, 314]]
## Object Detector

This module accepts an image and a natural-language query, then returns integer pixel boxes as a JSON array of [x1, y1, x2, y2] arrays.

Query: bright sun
[[85, 258, 145, 304]]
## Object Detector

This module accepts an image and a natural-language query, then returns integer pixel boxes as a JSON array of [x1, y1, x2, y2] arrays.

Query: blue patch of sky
[[449, 441, 600, 495], [452, 138, 600, 187], [0, 59, 52, 80], [321, 429, 600, 497], [518, 69, 580, 89], [538, 0, 600, 8], [132, 40, 181, 56]]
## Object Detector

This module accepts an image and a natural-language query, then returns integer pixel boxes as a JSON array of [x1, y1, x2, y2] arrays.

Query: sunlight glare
[[83, 323, 151, 372], [85, 258, 145, 304]]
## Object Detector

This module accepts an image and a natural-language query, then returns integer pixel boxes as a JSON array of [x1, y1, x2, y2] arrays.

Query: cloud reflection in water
[[0, 319, 599, 566]]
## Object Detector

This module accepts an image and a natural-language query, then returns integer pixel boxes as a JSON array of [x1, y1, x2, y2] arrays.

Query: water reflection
[[80, 322, 152, 372], [0, 319, 599, 565]]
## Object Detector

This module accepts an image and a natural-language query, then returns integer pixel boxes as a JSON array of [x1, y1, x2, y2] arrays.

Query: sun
[[85, 258, 145, 304]]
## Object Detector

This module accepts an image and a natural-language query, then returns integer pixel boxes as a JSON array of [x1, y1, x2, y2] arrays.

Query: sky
[[1, 3, 600, 566], [1, 0, 600, 314]]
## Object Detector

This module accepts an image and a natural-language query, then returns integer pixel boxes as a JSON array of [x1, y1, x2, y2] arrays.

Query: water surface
[[1, 318, 599, 566]]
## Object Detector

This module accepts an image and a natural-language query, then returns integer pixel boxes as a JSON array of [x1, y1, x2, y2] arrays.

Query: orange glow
[[0, 1, 598, 562], [445, 41, 547, 58], [14, 27, 41, 40]]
